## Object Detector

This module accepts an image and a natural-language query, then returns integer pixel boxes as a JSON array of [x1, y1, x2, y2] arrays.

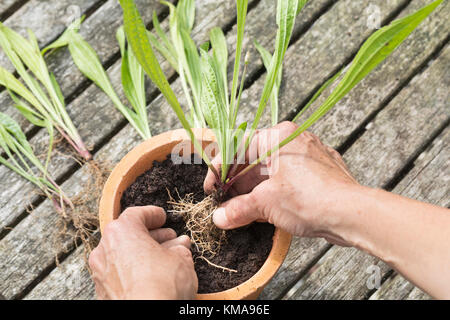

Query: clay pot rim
[[99, 128, 292, 300]]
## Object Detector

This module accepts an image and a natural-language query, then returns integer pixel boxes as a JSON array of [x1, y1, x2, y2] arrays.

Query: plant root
[[167, 191, 237, 273], [53, 159, 111, 268], [198, 256, 237, 273]]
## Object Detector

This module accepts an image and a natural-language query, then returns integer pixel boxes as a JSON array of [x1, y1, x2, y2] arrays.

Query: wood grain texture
[[369, 127, 449, 300], [24, 245, 96, 300], [286, 44, 449, 300], [235, 0, 409, 128], [0, 0, 102, 72], [0, 0, 165, 130]]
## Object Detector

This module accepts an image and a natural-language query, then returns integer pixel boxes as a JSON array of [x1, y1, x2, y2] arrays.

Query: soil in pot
[[120, 154, 275, 293]]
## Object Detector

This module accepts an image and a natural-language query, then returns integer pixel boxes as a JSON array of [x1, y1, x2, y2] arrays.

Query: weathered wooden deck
[[0, 0, 448, 300]]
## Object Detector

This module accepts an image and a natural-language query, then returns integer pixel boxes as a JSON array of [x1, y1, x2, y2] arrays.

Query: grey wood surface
[[0, 0, 448, 300], [369, 127, 449, 300]]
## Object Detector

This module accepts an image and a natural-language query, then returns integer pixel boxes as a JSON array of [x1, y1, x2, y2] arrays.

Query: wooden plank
[[20, 0, 442, 299], [406, 287, 432, 300], [0, 0, 330, 235], [24, 245, 95, 300], [0, 0, 259, 300], [369, 127, 449, 300], [285, 44, 450, 300], [0, 0, 25, 19], [0, 0, 103, 72], [260, 0, 450, 300]]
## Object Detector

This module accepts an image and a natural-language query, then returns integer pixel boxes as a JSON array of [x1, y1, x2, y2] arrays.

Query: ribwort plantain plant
[[0, 23, 92, 160], [119, 0, 443, 195], [0, 112, 72, 214]]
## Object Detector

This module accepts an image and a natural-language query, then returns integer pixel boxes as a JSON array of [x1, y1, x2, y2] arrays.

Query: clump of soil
[[121, 154, 274, 293]]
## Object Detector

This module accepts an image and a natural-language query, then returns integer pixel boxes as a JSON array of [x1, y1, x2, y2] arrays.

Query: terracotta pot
[[99, 128, 292, 300]]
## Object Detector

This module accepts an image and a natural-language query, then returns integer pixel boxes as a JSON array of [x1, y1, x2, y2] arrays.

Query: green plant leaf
[[229, 0, 249, 126], [254, 40, 282, 126], [119, 0, 215, 171], [249, 0, 305, 133], [236, 0, 443, 180], [0, 23, 90, 160]]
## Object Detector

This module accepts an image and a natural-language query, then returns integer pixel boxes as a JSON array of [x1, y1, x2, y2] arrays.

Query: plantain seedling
[[119, 0, 443, 194], [0, 112, 72, 213], [0, 23, 92, 160], [43, 20, 152, 140]]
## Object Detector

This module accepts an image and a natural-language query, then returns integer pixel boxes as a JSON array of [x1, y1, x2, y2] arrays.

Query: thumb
[[212, 192, 263, 230]]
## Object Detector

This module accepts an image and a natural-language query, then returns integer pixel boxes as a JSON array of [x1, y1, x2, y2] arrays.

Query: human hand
[[204, 121, 361, 246], [89, 206, 198, 300]]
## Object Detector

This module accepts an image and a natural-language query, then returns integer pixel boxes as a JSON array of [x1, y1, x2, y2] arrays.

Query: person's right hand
[[204, 122, 361, 246]]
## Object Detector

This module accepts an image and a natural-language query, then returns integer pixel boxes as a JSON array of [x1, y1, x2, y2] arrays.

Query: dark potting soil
[[120, 154, 274, 293]]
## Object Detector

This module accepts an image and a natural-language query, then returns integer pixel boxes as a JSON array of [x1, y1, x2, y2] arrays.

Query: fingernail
[[212, 207, 229, 228]]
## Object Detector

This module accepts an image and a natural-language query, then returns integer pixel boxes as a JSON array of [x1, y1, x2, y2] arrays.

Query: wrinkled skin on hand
[[204, 122, 359, 245], [89, 206, 198, 300]]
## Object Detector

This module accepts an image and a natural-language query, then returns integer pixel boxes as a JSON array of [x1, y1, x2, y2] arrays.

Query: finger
[[213, 191, 263, 230], [149, 228, 177, 243], [120, 206, 166, 230], [169, 245, 194, 266], [203, 156, 222, 194], [162, 235, 191, 249]]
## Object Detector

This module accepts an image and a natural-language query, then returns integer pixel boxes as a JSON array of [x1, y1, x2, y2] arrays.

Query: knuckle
[[227, 205, 241, 224], [277, 121, 298, 136], [103, 220, 122, 235], [173, 245, 192, 259], [164, 228, 177, 239], [301, 131, 315, 142]]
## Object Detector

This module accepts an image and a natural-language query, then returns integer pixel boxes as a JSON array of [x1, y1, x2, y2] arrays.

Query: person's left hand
[[89, 206, 198, 300]]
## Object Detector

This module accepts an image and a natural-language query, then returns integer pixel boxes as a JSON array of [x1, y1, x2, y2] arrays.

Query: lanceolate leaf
[[229, 0, 249, 126], [0, 112, 62, 203], [254, 40, 282, 126], [119, 0, 215, 170], [296, 0, 444, 131], [249, 0, 305, 133], [47, 22, 151, 140], [292, 68, 343, 122], [210, 27, 229, 109]]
